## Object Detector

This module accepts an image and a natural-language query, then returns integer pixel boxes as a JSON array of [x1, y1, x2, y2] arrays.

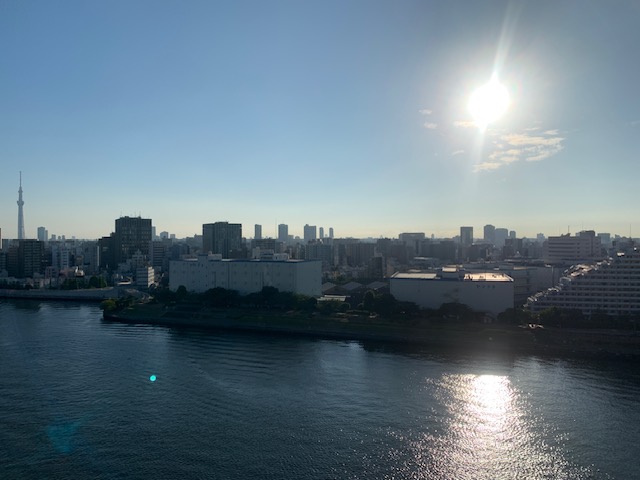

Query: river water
[[1, 300, 639, 479]]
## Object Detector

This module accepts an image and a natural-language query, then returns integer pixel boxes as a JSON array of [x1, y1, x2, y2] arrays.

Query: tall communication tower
[[17, 172, 25, 240]]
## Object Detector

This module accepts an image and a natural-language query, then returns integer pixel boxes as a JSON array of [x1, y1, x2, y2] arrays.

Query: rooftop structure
[[527, 250, 640, 316]]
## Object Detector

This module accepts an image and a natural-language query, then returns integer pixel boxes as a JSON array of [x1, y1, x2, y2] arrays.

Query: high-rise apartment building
[[319, 227, 324, 239], [483, 224, 496, 244], [278, 224, 289, 243], [7, 239, 44, 278], [329, 227, 334, 239], [528, 250, 640, 316], [114, 216, 153, 265], [543, 230, 602, 265], [202, 222, 242, 258], [37, 226, 48, 242], [254, 224, 262, 240], [303, 224, 317, 242], [495, 228, 509, 248], [460, 226, 473, 246]]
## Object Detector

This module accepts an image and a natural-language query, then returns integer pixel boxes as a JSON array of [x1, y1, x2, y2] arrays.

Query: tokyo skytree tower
[[17, 172, 25, 240]]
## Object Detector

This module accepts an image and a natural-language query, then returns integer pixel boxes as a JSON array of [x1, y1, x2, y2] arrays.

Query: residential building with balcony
[[527, 250, 640, 316]]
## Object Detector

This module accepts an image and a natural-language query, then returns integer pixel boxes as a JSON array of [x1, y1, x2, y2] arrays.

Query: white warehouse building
[[170, 255, 321, 297], [390, 268, 514, 317]]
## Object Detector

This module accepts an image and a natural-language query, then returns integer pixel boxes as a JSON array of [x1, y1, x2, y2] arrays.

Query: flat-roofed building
[[390, 267, 514, 317], [170, 255, 321, 297]]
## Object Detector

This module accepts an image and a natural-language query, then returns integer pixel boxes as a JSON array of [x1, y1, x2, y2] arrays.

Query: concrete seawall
[[0, 288, 119, 302]]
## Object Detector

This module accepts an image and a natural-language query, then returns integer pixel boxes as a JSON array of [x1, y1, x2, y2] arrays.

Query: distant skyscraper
[[202, 222, 242, 258], [319, 227, 324, 239], [254, 224, 262, 240], [329, 227, 334, 239], [303, 224, 317, 242], [37, 226, 48, 242], [483, 224, 496, 244], [495, 228, 509, 247], [114, 216, 153, 265], [278, 224, 289, 243], [17, 172, 25, 240], [460, 226, 473, 246], [509, 230, 516, 239]]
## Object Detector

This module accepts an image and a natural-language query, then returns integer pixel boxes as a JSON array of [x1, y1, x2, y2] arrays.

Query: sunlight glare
[[468, 77, 510, 128]]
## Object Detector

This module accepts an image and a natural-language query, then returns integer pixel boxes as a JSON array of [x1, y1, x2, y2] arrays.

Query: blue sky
[[1, 0, 639, 240]]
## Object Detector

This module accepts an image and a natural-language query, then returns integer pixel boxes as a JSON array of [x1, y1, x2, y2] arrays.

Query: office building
[[329, 227, 334, 239], [254, 224, 262, 240], [202, 222, 242, 258], [319, 227, 324, 239]]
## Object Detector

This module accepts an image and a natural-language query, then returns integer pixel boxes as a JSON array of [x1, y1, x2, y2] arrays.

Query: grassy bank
[[103, 302, 640, 360]]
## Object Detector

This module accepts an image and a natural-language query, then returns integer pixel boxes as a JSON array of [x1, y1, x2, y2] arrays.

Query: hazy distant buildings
[[460, 226, 473, 246], [303, 224, 317, 242], [495, 228, 509, 248], [483, 224, 495, 244], [114, 216, 152, 265], [319, 227, 324, 239], [202, 222, 242, 258], [254, 224, 262, 240], [170, 255, 321, 297], [278, 224, 289, 243], [329, 227, 334, 239], [37, 226, 48, 242], [399, 233, 425, 258]]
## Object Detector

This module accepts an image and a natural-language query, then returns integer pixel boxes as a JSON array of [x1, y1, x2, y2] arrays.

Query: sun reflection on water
[[385, 372, 593, 480]]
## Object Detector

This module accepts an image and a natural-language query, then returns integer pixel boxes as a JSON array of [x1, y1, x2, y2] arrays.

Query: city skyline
[[2, 2, 639, 240]]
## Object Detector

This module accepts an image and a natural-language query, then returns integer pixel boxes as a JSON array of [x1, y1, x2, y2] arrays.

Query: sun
[[468, 77, 510, 127]]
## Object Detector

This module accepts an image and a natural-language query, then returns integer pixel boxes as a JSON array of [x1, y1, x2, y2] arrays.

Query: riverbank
[[104, 303, 640, 360], [0, 287, 119, 302]]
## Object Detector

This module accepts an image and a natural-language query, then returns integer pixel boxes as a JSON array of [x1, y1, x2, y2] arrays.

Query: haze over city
[[2, 1, 639, 240]]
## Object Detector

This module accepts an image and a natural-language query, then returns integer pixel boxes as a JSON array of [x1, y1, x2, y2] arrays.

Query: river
[[1, 300, 639, 479]]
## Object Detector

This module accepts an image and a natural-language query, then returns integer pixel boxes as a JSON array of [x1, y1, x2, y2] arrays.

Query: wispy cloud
[[473, 162, 503, 171], [451, 149, 465, 156], [423, 122, 438, 129], [419, 109, 433, 115], [473, 129, 565, 171], [453, 120, 476, 128], [630, 120, 640, 127]]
